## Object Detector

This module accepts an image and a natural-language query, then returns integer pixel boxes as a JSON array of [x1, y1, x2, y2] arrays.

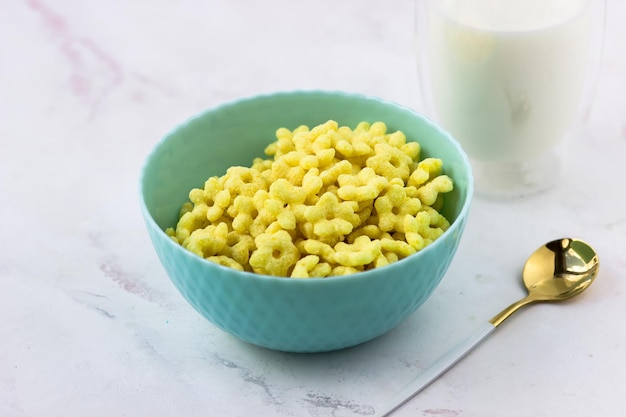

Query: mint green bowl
[[140, 91, 473, 353]]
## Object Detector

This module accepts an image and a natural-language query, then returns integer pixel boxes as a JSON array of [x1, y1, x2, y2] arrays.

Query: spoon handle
[[374, 322, 496, 417]]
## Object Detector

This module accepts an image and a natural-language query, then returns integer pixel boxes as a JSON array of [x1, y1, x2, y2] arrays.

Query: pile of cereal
[[166, 120, 453, 278]]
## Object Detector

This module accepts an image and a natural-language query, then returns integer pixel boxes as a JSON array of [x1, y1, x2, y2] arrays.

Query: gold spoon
[[376, 238, 600, 417]]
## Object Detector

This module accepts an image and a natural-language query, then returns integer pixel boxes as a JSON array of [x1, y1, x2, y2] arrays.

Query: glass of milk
[[415, 0, 606, 198]]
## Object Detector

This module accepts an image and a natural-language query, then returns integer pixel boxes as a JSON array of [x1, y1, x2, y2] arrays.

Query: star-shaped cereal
[[290, 255, 332, 278], [333, 235, 382, 267], [319, 159, 353, 186], [416, 176, 454, 206], [303, 192, 360, 238], [220, 231, 255, 267], [407, 158, 443, 187], [223, 166, 266, 198], [207, 256, 245, 271], [269, 178, 308, 205], [296, 239, 336, 264], [337, 167, 388, 202], [374, 180, 422, 232], [183, 222, 229, 258], [366, 143, 414, 182], [175, 203, 209, 243], [249, 230, 300, 276]]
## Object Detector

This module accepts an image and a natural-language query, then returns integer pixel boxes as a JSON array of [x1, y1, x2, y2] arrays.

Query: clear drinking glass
[[415, 0, 606, 198]]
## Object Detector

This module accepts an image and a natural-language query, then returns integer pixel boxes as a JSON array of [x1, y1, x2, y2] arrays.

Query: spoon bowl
[[524, 238, 599, 299], [491, 238, 599, 326]]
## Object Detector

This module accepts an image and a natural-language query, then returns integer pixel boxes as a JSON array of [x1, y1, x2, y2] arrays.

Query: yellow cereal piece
[[263, 198, 286, 220], [327, 128, 344, 147], [334, 133, 374, 159], [249, 214, 273, 238], [310, 262, 333, 277], [261, 220, 287, 236], [209, 189, 231, 222], [264, 142, 278, 157], [265, 128, 295, 158], [165, 227, 178, 243], [316, 148, 336, 168], [176, 203, 209, 243], [373, 254, 390, 268], [285, 165, 306, 186], [424, 226, 445, 244], [276, 208, 297, 231], [334, 138, 352, 158], [188, 188, 206, 205], [281, 150, 318, 170], [304, 192, 360, 238], [337, 167, 388, 202], [191, 182, 230, 222], [302, 168, 324, 202], [223, 166, 266, 198], [297, 129, 334, 158], [292, 130, 313, 147], [244, 192, 285, 235], [401, 141, 420, 160], [423, 206, 451, 230], [368, 121, 387, 136], [374, 182, 422, 232], [312, 133, 333, 154], [408, 158, 443, 187], [346, 224, 383, 243], [367, 143, 414, 182], [319, 159, 352, 185], [387, 130, 406, 148], [252, 189, 271, 210], [269, 178, 308, 205], [290, 203, 308, 224], [207, 255, 245, 271], [404, 212, 430, 251], [251, 157, 273, 173], [300, 155, 319, 170], [331, 265, 363, 276], [353, 130, 383, 152], [270, 158, 306, 186], [221, 232, 255, 266], [169, 119, 454, 277], [310, 120, 339, 137], [301, 228, 343, 247], [347, 224, 383, 244], [184, 222, 229, 258], [380, 237, 416, 258], [203, 176, 222, 196], [178, 201, 193, 218], [297, 239, 336, 263], [292, 125, 310, 134], [276, 127, 292, 140], [354, 121, 371, 133], [291, 255, 322, 278], [333, 236, 382, 267], [249, 230, 300, 276], [416, 175, 454, 206], [321, 184, 340, 198], [230, 195, 257, 234], [383, 251, 400, 264], [355, 204, 373, 226]]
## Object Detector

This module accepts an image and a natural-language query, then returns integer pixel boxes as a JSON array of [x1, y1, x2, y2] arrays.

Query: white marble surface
[[2, 1, 626, 416]]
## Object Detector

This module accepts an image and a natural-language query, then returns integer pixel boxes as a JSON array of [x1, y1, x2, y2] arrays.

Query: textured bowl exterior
[[140, 91, 473, 353]]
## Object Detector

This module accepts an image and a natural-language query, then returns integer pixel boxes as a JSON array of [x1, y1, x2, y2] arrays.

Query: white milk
[[425, 0, 592, 163]]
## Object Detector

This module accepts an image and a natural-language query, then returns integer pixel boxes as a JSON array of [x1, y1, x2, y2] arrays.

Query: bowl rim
[[139, 89, 474, 284]]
